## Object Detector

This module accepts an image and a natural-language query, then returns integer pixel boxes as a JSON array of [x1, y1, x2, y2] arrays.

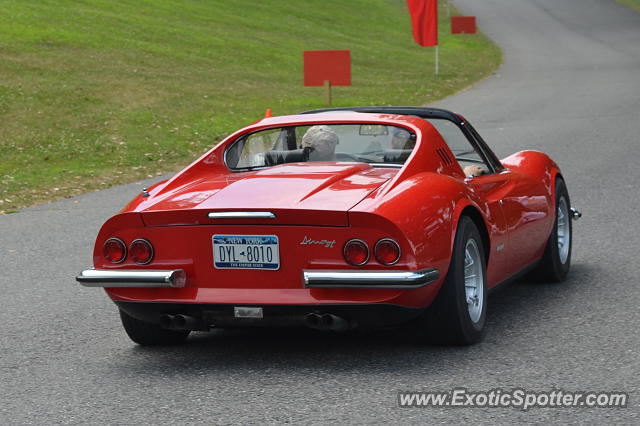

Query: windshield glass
[[225, 124, 417, 170]]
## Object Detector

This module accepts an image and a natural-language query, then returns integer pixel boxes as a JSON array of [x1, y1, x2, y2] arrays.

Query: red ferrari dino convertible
[[77, 107, 580, 345]]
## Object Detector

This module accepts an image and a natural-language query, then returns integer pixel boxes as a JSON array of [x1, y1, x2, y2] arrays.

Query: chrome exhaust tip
[[160, 314, 202, 330], [320, 314, 334, 328], [305, 313, 322, 328], [173, 314, 200, 330], [321, 314, 350, 331], [305, 313, 351, 331], [159, 314, 175, 329]]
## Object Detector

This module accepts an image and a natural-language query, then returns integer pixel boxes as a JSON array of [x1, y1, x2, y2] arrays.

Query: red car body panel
[[88, 111, 561, 314]]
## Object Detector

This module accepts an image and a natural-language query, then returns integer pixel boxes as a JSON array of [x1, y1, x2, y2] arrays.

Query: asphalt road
[[2, 0, 639, 423]]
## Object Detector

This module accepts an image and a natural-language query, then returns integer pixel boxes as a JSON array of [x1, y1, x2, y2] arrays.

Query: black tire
[[536, 178, 572, 282], [119, 310, 190, 346], [421, 216, 488, 345]]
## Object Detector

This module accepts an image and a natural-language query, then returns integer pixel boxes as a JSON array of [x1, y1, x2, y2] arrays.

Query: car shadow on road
[[116, 262, 595, 376]]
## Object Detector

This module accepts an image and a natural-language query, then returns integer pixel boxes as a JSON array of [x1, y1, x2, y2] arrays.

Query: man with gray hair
[[300, 125, 339, 161]]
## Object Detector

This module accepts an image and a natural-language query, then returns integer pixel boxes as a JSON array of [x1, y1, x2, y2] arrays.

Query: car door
[[492, 170, 552, 274], [461, 119, 551, 276], [427, 118, 511, 287]]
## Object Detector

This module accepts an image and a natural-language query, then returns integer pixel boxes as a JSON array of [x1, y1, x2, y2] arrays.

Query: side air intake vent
[[436, 148, 453, 165]]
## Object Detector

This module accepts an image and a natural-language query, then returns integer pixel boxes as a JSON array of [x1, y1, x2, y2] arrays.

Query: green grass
[[0, 0, 501, 213], [617, 0, 640, 11]]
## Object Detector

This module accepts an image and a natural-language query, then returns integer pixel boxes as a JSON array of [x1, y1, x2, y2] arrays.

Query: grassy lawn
[[0, 0, 501, 213], [617, 0, 640, 11]]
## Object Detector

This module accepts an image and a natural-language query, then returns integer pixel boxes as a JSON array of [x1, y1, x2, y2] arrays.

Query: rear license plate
[[213, 234, 280, 270]]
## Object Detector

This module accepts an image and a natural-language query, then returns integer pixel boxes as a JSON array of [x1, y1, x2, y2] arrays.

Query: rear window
[[225, 124, 417, 170]]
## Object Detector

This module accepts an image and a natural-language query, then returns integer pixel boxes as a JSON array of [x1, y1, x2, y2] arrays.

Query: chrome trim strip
[[76, 269, 186, 288], [208, 211, 276, 220], [303, 268, 439, 289], [369, 163, 403, 168]]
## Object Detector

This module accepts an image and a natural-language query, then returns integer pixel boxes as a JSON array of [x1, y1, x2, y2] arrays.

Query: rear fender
[[451, 200, 491, 252], [92, 212, 145, 267], [352, 171, 490, 279], [121, 179, 168, 213]]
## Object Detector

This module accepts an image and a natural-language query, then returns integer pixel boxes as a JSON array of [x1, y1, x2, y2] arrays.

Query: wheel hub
[[464, 239, 484, 323], [557, 197, 570, 264]]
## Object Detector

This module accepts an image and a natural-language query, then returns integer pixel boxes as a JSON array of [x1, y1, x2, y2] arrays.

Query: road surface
[[2, 0, 639, 423]]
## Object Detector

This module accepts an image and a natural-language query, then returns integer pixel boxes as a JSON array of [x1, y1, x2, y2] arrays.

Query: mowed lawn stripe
[[0, 0, 501, 212]]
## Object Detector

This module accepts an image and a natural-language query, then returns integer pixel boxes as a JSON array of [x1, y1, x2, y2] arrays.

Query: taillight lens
[[343, 239, 369, 266], [130, 239, 154, 265], [374, 238, 401, 265], [103, 238, 126, 264]]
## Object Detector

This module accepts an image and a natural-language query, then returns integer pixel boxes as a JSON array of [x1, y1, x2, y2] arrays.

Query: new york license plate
[[213, 235, 280, 270]]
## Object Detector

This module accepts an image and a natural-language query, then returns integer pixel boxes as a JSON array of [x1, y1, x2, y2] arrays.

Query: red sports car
[[77, 107, 580, 346]]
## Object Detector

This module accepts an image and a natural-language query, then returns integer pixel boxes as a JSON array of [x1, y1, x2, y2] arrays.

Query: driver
[[300, 125, 339, 161]]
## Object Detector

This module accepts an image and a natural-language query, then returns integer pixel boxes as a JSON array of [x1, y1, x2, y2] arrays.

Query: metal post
[[435, 45, 439, 75]]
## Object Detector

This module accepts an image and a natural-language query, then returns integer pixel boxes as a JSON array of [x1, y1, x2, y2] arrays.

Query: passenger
[[300, 125, 339, 161], [462, 165, 488, 177], [390, 127, 416, 150]]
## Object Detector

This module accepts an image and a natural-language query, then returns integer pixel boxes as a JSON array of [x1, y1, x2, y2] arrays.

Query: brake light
[[374, 238, 401, 265], [130, 239, 154, 265], [103, 238, 126, 264], [343, 239, 369, 266]]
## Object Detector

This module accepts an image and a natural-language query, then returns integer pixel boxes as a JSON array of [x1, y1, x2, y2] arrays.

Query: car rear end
[[77, 207, 442, 331], [76, 114, 450, 334]]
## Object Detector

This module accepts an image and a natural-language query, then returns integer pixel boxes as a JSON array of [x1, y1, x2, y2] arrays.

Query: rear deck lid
[[140, 163, 397, 226]]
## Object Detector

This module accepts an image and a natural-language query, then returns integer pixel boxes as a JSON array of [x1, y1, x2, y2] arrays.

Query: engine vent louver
[[436, 148, 453, 165]]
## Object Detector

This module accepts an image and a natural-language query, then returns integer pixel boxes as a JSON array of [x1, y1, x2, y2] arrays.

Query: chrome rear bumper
[[77, 268, 438, 290], [303, 268, 439, 289], [76, 269, 186, 288]]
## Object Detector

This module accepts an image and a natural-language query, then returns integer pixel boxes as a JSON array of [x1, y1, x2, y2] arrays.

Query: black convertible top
[[302, 106, 504, 172], [300, 106, 462, 123]]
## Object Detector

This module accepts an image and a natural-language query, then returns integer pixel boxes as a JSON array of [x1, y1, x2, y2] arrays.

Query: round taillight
[[343, 239, 369, 266], [103, 238, 126, 264], [374, 238, 401, 265], [130, 239, 154, 265]]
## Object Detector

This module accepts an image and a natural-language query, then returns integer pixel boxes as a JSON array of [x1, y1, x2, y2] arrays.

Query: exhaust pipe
[[159, 314, 203, 330], [173, 314, 201, 330], [305, 313, 350, 331], [321, 314, 350, 331], [305, 313, 322, 329], [159, 314, 175, 329]]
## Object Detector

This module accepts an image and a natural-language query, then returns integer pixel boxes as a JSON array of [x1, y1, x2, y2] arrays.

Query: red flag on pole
[[407, 0, 438, 47]]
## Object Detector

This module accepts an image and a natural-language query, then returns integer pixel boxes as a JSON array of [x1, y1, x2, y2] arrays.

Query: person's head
[[301, 125, 339, 160], [390, 127, 416, 150]]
